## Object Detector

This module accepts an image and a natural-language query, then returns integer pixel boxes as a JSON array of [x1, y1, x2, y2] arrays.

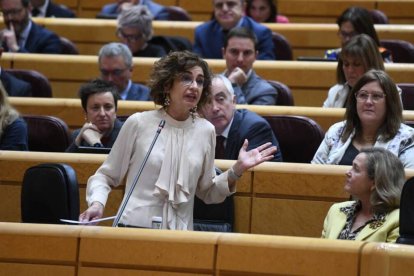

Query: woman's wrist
[[228, 165, 243, 181]]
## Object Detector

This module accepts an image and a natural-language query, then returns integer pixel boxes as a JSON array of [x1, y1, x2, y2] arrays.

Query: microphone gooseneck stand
[[112, 119, 166, 227]]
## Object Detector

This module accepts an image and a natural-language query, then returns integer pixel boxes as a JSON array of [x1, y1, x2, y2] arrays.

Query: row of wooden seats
[[2, 54, 413, 107], [1, 151, 414, 237], [25, 17, 414, 58], [10, 97, 414, 133], [1, 221, 414, 275], [57, 0, 414, 23]]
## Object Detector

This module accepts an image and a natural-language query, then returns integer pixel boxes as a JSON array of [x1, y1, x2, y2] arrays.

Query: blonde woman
[[0, 84, 28, 150]]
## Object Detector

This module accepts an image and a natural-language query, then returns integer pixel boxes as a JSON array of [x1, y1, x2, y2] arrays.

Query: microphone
[[112, 119, 166, 227]]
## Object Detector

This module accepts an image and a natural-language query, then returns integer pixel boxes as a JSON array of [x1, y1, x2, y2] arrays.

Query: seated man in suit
[[223, 27, 277, 105], [201, 74, 282, 162], [0, 0, 61, 53], [194, 0, 274, 60], [100, 0, 169, 20], [30, 0, 75, 18], [66, 79, 124, 152], [98, 42, 151, 101]]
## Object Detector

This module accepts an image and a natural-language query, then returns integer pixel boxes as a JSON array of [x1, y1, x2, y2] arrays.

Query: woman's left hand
[[234, 139, 277, 175]]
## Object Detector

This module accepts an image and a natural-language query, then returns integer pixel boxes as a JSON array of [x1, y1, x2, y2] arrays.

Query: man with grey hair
[[117, 5, 166, 57], [98, 42, 151, 101], [201, 74, 282, 161]]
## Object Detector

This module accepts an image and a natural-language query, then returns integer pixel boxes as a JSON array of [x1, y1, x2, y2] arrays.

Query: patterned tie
[[215, 135, 226, 159]]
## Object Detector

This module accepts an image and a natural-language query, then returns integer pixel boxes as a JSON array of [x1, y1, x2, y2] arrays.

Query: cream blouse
[[86, 109, 234, 230]]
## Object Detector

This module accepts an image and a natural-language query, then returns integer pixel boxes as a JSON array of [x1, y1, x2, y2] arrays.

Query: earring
[[164, 94, 170, 107], [190, 106, 197, 122]]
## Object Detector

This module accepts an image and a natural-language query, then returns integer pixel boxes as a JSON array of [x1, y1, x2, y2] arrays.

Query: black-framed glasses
[[100, 68, 128, 77], [179, 73, 205, 88], [355, 91, 386, 103], [116, 29, 144, 43], [337, 30, 357, 39]]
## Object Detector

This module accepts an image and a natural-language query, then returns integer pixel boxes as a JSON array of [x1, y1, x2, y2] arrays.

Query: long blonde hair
[[0, 82, 19, 138]]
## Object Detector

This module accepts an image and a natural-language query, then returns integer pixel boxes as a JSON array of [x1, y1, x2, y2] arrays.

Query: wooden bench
[[21, 18, 414, 58], [9, 97, 414, 133], [1, 151, 413, 237], [57, 0, 414, 24], [2, 53, 413, 106]]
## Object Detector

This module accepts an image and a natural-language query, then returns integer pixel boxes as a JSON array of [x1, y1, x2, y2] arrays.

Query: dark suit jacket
[[125, 83, 151, 101], [65, 119, 124, 152], [233, 70, 277, 105], [2, 21, 61, 54], [194, 16, 274, 60], [1, 70, 32, 97], [0, 117, 28, 151], [224, 109, 282, 161], [45, 2, 75, 18], [100, 0, 168, 20]]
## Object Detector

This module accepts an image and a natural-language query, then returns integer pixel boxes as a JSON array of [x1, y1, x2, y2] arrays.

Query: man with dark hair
[[223, 27, 277, 105], [0, 0, 61, 53], [30, 0, 75, 18], [98, 42, 151, 101], [194, 0, 274, 60]]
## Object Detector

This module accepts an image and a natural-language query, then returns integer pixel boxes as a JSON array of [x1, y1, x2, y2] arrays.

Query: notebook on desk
[[76, 146, 111, 154]]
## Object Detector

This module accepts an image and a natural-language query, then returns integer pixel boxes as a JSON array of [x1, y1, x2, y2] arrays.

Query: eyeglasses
[[100, 68, 128, 77], [338, 30, 357, 39], [116, 29, 144, 43], [214, 1, 239, 10], [355, 91, 386, 103], [179, 73, 205, 88], [2, 7, 24, 17]]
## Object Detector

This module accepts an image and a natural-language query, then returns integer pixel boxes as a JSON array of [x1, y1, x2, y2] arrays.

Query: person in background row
[[30, 0, 75, 18], [0, 81, 28, 150], [245, 0, 289, 23], [79, 51, 276, 230], [325, 6, 392, 62], [201, 74, 282, 161], [312, 70, 414, 168], [323, 34, 385, 108], [66, 79, 124, 152], [194, 0, 274, 60], [0, 48, 31, 96], [100, 0, 169, 20], [117, 5, 166, 57], [322, 148, 403, 243], [98, 42, 151, 101], [223, 27, 277, 105], [0, 0, 62, 53]]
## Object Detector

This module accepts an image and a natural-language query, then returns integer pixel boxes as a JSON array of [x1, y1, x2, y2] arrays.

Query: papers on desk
[[60, 216, 116, 224]]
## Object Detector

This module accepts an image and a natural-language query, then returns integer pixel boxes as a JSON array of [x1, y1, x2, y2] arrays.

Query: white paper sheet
[[60, 215, 116, 224]]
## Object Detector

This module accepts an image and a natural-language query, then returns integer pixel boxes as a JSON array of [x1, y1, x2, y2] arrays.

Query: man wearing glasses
[[194, 0, 274, 60], [223, 27, 277, 105], [0, 0, 61, 53], [98, 42, 150, 101]]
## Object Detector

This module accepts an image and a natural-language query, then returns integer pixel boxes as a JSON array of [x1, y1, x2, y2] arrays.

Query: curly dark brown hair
[[148, 51, 212, 109]]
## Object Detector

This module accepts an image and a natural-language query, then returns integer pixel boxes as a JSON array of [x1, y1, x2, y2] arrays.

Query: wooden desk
[[22, 18, 414, 58], [9, 97, 414, 133], [2, 53, 413, 106], [1, 151, 413, 237], [57, 0, 414, 24]]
